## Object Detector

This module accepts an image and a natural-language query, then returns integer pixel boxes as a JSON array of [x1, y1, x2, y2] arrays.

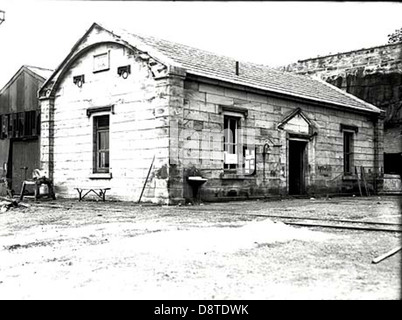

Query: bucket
[[39, 184, 49, 195]]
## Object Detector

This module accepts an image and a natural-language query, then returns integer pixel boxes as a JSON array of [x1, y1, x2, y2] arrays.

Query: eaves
[[185, 72, 383, 118]]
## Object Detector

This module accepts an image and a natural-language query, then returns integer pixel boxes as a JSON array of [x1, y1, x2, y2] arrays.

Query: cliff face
[[284, 43, 402, 130]]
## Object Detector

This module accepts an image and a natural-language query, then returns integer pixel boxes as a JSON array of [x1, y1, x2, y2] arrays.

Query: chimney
[[235, 61, 239, 76]]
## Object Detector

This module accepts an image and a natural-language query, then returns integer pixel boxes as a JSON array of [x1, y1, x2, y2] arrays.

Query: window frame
[[0, 110, 40, 139], [93, 51, 110, 73], [223, 111, 247, 172], [343, 130, 354, 174], [0, 114, 3, 139], [93, 114, 110, 174], [224, 115, 239, 170]]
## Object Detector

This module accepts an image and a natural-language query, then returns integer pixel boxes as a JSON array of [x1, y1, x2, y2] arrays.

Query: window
[[343, 131, 354, 174], [93, 51, 110, 73], [0, 115, 4, 139], [16, 112, 24, 138], [94, 115, 110, 173], [224, 115, 240, 170], [11, 113, 17, 138], [5, 114, 11, 138], [0, 111, 40, 139], [384, 153, 402, 176]]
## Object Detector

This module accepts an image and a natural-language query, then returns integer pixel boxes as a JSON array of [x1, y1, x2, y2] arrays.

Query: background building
[[0, 65, 53, 195]]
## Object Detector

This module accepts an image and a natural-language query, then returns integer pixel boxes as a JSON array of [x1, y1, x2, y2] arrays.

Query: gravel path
[[0, 196, 400, 299]]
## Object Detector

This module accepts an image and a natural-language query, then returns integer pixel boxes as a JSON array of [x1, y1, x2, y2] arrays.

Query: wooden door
[[289, 140, 307, 195], [11, 139, 40, 194]]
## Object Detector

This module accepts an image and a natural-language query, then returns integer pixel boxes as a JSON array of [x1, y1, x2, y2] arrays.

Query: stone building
[[38, 23, 384, 204], [0, 65, 53, 196], [283, 42, 402, 193]]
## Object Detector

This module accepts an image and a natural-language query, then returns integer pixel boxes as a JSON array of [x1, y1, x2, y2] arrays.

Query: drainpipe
[[262, 143, 270, 183], [373, 112, 385, 194]]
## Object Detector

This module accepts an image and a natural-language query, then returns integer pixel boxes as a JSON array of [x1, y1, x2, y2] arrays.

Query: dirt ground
[[0, 195, 401, 300]]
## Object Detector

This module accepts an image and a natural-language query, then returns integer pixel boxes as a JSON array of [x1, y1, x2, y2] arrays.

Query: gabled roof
[[109, 24, 381, 114], [0, 65, 53, 95], [42, 22, 382, 115], [278, 108, 313, 129], [25, 66, 53, 82]]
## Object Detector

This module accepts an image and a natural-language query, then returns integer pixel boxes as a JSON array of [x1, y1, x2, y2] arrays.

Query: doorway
[[289, 140, 307, 195], [11, 139, 40, 194]]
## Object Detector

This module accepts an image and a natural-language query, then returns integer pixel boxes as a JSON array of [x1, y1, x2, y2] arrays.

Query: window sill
[[222, 173, 255, 180], [342, 174, 357, 181], [93, 68, 110, 74], [384, 174, 401, 179], [89, 173, 112, 180]]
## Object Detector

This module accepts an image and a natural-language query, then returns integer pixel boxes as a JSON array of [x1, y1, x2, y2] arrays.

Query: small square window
[[93, 52, 110, 73]]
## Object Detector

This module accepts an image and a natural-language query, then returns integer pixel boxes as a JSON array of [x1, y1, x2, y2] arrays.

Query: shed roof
[[25, 66, 53, 81], [0, 65, 53, 95]]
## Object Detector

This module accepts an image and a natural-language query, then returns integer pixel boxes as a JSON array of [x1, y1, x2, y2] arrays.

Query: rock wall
[[283, 42, 402, 154]]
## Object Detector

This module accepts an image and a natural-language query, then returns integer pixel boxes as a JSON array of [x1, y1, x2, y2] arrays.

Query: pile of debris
[[0, 196, 29, 213]]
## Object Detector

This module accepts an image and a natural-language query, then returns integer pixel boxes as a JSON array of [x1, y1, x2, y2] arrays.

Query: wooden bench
[[75, 188, 111, 201]]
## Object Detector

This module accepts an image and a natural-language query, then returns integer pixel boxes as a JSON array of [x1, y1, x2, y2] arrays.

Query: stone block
[[206, 93, 234, 106], [211, 151, 224, 161], [224, 88, 247, 100], [189, 100, 206, 112], [168, 85, 185, 97], [208, 113, 223, 124], [185, 110, 209, 122], [185, 90, 206, 102], [168, 188, 184, 200], [200, 138, 211, 151], [202, 103, 217, 113], [184, 81, 199, 90], [201, 150, 212, 160], [183, 138, 199, 150], [199, 83, 225, 95], [247, 92, 268, 103]]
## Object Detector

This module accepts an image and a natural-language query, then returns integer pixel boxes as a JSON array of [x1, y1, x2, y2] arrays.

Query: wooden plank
[[355, 166, 363, 197], [138, 155, 155, 204], [0, 196, 30, 208], [372, 246, 402, 264], [16, 73, 25, 112], [361, 166, 370, 196]]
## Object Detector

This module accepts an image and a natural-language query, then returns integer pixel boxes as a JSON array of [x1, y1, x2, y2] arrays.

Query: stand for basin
[[187, 176, 208, 204]]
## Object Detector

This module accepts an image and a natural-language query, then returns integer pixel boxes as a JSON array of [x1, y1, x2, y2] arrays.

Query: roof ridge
[[96, 23, 341, 86], [24, 65, 54, 72], [108, 26, 182, 68], [136, 33, 246, 70], [1, 65, 52, 94], [122, 29, 381, 114], [131, 31, 332, 87], [38, 21, 382, 115]]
